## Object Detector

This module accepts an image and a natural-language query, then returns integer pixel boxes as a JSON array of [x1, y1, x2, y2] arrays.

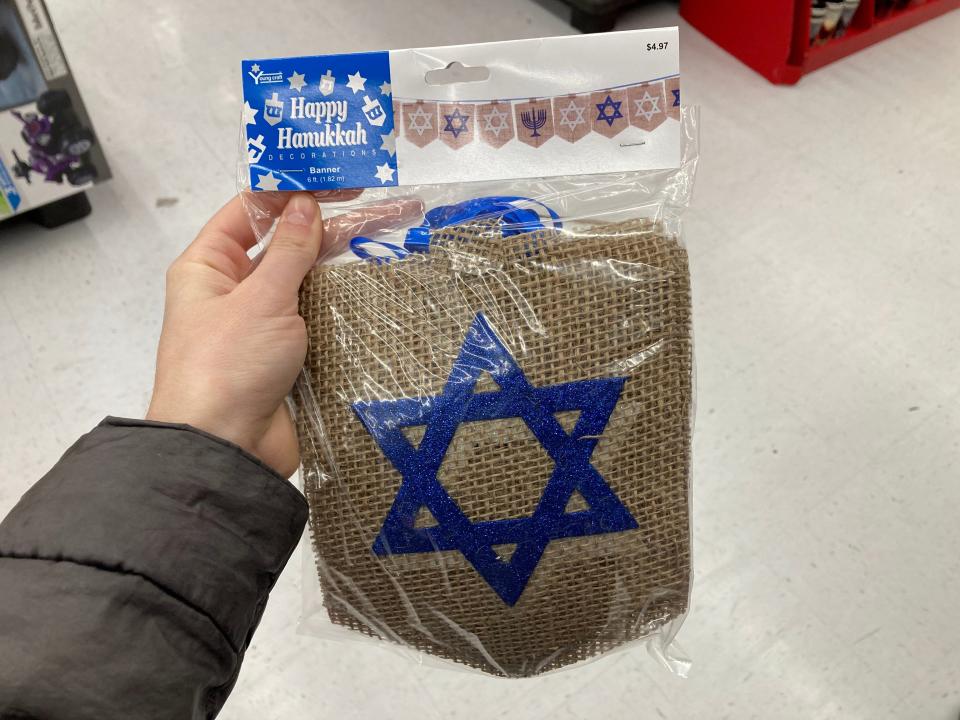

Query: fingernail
[[283, 194, 317, 227]]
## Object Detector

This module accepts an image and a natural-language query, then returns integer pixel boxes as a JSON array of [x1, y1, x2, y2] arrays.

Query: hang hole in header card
[[425, 61, 490, 86]]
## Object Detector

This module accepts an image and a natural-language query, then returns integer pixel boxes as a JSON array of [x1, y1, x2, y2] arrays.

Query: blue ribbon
[[350, 195, 563, 262]]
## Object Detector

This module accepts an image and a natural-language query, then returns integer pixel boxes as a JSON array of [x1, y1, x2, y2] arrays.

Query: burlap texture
[[296, 218, 693, 677]]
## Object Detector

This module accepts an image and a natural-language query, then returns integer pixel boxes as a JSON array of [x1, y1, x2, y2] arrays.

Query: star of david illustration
[[481, 106, 510, 137], [595, 94, 623, 127], [407, 106, 433, 136], [557, 100, 586, 131], [634, 91, 661, 122], [443, 108, 470, 138], [672, 88, 681, 107], [353, 313, 638, 606]]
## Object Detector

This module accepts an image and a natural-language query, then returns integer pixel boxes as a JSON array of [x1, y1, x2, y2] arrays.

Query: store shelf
[[680, 0, 960, 84]]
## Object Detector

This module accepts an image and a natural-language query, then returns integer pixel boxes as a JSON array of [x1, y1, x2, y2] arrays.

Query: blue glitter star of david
[[352, 313, 638, 606], [595, 94, 623, 127], [443, 108, 470, 138], [672, 88, 681, 107]]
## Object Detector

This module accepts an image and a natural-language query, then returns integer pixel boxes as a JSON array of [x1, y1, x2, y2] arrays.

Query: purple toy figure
[[10, 89, 98, 186]]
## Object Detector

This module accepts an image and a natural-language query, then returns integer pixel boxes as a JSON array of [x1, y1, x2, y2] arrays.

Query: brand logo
[[247, 64, 284, 85]]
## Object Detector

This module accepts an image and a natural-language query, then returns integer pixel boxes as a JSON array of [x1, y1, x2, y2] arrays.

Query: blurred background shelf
[[680, 0, 960, 83]]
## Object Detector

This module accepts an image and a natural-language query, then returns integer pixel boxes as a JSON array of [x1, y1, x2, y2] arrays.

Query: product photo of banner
[[394, 78, 679, 151]]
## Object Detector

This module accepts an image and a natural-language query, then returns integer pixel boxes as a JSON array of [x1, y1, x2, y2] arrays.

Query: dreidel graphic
[[361, 95, 386, 127], [247, 134, 266, 163], [264, 92, 284, 126], [319, 70, 336, 96]]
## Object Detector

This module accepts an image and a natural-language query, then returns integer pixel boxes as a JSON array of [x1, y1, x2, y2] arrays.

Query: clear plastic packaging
[[239, 107, 699, 678]]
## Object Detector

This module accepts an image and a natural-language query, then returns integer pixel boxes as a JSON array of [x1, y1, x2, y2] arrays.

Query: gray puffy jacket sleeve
[[0, 417, 308, 719]]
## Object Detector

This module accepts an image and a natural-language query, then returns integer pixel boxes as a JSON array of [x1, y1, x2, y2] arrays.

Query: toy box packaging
[[0, 0, 110, 222]]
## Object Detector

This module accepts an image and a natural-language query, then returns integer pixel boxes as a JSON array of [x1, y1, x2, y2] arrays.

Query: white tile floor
[[1, 1, 958, 718]]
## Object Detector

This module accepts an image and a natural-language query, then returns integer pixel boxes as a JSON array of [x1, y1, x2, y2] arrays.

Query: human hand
[[147, 191, 423, 477]]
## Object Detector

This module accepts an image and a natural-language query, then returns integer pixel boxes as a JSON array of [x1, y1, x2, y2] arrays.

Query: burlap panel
[[296, 219, 693, 677]]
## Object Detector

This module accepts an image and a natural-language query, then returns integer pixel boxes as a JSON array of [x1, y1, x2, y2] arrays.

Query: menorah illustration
[[520, 108, 547, 138]]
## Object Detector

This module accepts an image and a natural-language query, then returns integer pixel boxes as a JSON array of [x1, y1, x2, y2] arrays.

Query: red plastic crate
[[680, 0, 960, 84]]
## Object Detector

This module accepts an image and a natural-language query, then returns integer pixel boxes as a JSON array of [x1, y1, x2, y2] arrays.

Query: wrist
[[146, 401, 258, 456]]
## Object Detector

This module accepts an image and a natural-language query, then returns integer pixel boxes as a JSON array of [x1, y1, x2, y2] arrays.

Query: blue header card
[[241, 51, 397, 191]]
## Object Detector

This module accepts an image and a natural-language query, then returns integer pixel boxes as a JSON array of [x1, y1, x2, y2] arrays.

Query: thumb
[[246, 192, 323, 306]]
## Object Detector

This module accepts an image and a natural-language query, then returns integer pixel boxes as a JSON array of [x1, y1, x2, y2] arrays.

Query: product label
[[242, 27, 681, 192]]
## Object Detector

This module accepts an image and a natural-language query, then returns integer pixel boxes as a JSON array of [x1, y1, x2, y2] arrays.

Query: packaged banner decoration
[[238, 27, 698, 678]]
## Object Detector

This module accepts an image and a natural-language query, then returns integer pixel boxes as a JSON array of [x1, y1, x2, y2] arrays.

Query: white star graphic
[[255, 171, 281, 192], [287, 70, 306, 92], [243, 101, 259, 126], [379, 81, 392, 96], [634, 91, 661, 122], [407, 105, 433, 135], [374, 162, 395, 184], [481, 106, 510, 137], [251, 63, 261, 74], [558, 100, 586, 131], [380, 131, 396, 157], [346, 71, 367, 94]]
